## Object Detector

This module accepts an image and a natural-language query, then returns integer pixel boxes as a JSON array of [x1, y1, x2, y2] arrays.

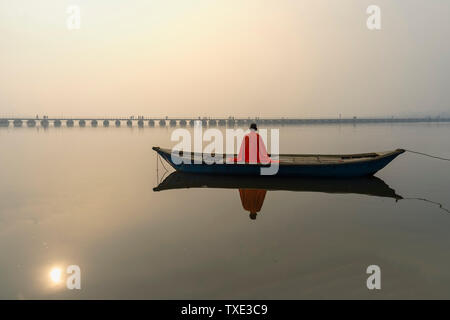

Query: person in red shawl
[[235, 123, 272, 219], [236, 123, 271, 164]]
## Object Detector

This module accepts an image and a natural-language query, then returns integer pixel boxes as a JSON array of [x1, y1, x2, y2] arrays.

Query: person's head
[[250, 123, 257, 131], [249, 212, 257, 220]]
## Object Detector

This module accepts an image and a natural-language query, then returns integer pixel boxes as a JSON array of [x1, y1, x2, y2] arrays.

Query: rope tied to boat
[[404, 149, 450, 161], [402, 197, 450, 214], [400, 149, 450, 214]]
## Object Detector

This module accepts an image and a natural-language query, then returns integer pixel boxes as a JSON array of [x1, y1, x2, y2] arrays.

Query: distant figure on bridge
[[236, 123, 271, 164]]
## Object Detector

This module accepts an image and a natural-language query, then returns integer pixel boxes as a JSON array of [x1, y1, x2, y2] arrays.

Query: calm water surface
[[0, 123, 449, 299]]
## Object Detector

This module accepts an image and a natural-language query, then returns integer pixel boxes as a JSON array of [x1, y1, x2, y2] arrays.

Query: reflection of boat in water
[[153, 147, 405, 178], [154, 172, 402, 220], [153, 172, 403, 200]]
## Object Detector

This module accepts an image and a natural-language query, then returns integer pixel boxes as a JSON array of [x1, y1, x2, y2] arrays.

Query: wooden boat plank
[[159, 148, 400, 165]]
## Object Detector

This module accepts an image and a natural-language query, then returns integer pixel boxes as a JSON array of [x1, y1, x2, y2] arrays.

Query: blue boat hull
[[154, 147, 404, 178]]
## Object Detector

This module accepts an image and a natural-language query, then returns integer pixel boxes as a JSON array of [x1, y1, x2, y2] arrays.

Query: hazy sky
[[1, 0, 449, 118]]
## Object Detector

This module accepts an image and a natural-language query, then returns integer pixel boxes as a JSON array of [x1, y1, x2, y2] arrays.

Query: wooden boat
[[154, 172, 403, 200], [153, 147, 405, 178]]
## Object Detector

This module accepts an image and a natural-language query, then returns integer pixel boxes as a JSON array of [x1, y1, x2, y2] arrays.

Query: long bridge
[[0, 116, 449, 128]]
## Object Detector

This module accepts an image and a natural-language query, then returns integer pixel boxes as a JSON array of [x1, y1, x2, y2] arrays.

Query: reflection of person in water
[[239, 189, 267, 220]]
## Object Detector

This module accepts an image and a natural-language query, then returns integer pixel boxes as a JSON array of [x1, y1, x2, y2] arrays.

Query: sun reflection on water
[[49, 267, 62, 284]]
